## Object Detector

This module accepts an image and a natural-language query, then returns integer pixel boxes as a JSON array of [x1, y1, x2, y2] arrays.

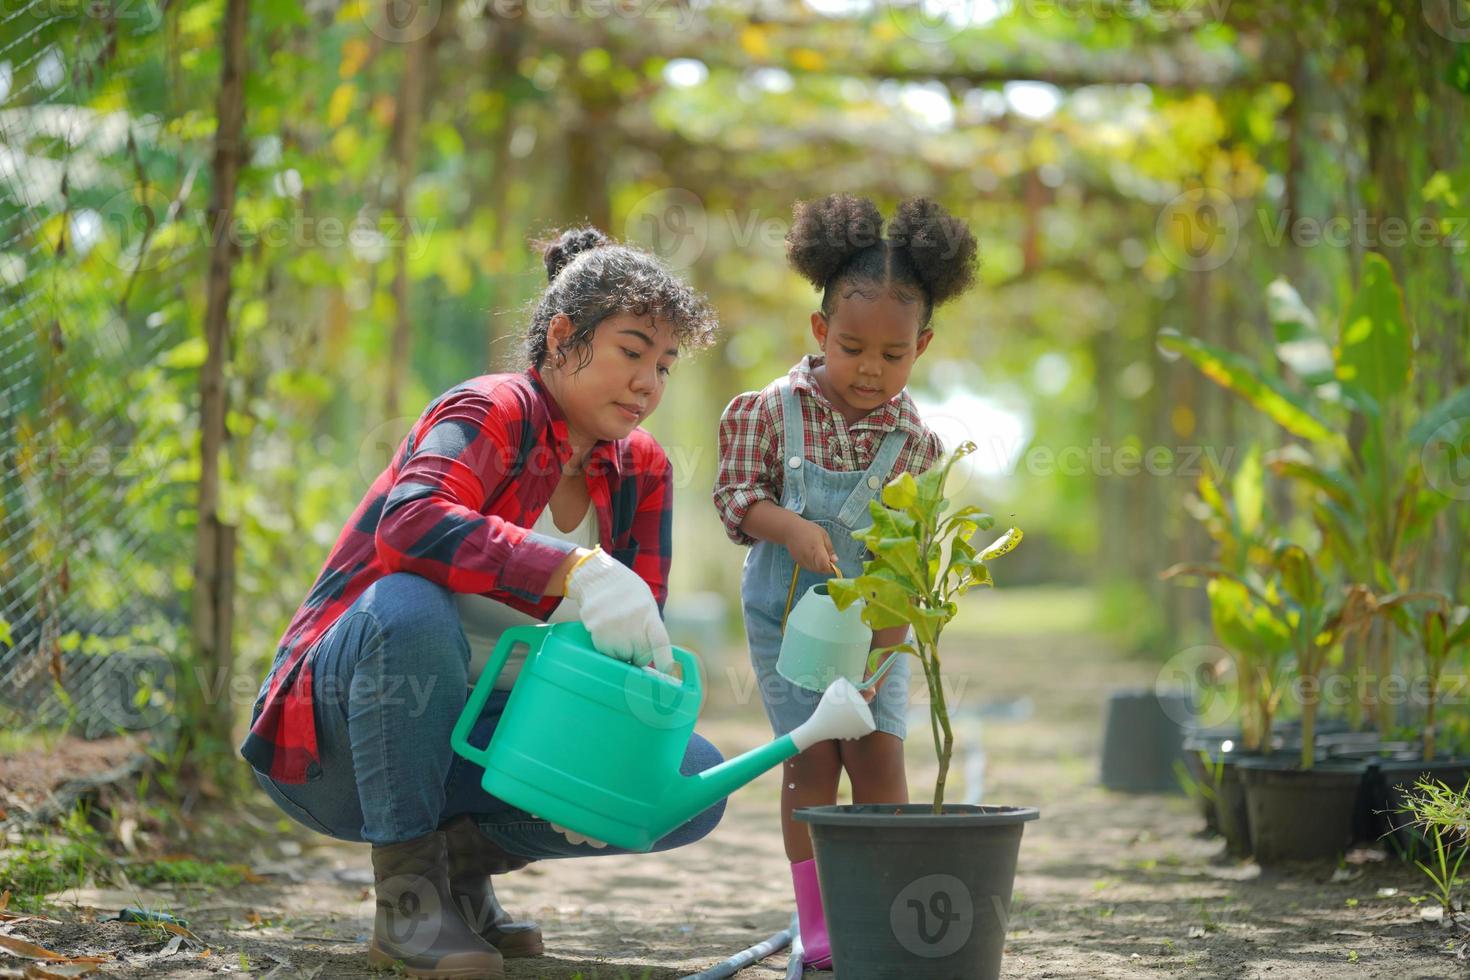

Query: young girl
[[712, 194, 978, 970]]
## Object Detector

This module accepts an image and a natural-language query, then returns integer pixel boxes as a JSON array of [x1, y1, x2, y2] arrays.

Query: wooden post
[[191, 0, 249, 755]]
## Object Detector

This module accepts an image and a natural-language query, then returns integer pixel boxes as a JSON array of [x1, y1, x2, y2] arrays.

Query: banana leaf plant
[[1375, 593, 1470, 760], [1172, 445, 1294, 752], [828, 441, 1023, 813], [1159, 253, 1470, 734], [1165, 544, 1376, 770]]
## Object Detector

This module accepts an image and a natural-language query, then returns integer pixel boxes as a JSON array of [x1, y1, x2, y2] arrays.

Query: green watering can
[[450, 621, 875, 852]]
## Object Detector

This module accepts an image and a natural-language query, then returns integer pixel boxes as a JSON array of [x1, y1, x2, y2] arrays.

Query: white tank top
[[457, 502, 599, 690]]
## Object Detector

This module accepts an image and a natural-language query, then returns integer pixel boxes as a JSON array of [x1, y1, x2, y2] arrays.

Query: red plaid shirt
[[241, 368, 674, 784], [713, 355, 944, 544]]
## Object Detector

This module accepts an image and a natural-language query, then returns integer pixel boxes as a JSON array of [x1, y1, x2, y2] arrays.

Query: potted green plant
[[1169, 540, 1377, 862], [1161, 255, 1470, 737], [1167, 448, 1322, 855], [1161, 254, 1470, 863], [1372, 596, 1470, 857], [792, 442, 1037, 980]]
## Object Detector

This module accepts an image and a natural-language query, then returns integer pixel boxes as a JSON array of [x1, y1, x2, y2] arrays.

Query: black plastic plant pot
[[1181, 739, 1221, 833], [794, 804, 1039, 980], [1098, 688, 1195, 793], [1236, 757, 1370, 864], [1374, 759, 1470, 860], [1215, 752, 1258, 858]]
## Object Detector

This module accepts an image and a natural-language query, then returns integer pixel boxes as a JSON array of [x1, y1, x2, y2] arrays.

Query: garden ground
[[2, 588, 1461, 978]]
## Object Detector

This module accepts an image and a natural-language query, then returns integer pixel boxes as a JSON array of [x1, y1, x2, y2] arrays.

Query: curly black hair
[[520, 227, 719, 371], [785, 195, 978, 329]]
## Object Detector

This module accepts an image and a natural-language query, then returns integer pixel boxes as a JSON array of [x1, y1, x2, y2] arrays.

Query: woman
[[240, 228, 721, 979]]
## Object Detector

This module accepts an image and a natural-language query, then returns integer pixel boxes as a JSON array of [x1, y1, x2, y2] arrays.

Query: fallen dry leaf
[[24, 964, 99, 979], [0, 936, 107, 965], [0, 936, 67, 961]]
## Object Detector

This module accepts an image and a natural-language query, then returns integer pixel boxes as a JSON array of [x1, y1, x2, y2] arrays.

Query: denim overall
[[740, 377, 912, 740]]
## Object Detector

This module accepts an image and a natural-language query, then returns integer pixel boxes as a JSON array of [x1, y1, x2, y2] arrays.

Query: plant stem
[[923, 656, 943, 764], [931, 639, 954, 814], [1425, 670, 1439, 762], [1374, 625, 1394, 735], [1241, 664, 1261, 752], [1300, 675, 1317, 771]]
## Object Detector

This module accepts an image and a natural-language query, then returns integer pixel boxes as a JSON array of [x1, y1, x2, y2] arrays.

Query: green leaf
[[866, 501, 919, 540], [827, 577, 862, 612], [845, 574, 915, 631], [881, 471, 919, 511], [977, 527, 1023, 562], [160, 336, 208, 369], [1408, 384, 1470, 451], [1335, 252, 1412, 409], [1273, 543, 1319, 611], [1158, 330, 1341, 447], [1263, 445, 1356, 512], [1425, 609, 1447, 663], [868, 536, 926, 593], [910, 605, 954, 647], [953, 560, 993, 596], [1446, 607, 1470, 651], [1232, 445, 1264, 536], [1267, 278, 1335, 387], [1311, 499, 1365, 572]]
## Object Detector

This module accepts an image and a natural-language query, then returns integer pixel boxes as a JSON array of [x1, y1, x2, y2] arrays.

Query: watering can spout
[[663, 678, 877, 822]]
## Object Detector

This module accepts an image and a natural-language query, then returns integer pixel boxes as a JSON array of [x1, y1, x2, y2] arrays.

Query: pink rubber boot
[[791, 858, 833, 970]]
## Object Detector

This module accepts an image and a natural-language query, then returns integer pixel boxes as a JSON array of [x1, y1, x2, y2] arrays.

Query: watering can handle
[[671, 646, 702, 696], [854, 650, 902, 692], [780, 562, 840, 633], [451, 624, 548, 768]]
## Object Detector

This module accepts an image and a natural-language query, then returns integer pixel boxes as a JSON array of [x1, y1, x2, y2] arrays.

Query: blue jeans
[[253, 572, 726, 854]]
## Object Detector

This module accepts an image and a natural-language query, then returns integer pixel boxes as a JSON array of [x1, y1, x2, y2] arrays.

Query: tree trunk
[[384, 11, 434, 418], [190, 0, 249, 759]]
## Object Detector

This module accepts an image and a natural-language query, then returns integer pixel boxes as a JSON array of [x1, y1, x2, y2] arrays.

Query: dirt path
[[8, 588, 1463, 978]]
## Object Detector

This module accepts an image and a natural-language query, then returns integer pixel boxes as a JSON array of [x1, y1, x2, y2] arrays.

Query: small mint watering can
[[451, 621, 875, 852], [777, 571, 901, 695]]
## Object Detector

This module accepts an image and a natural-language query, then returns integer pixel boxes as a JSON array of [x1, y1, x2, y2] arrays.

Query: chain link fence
[[1, 1, 190, 756]]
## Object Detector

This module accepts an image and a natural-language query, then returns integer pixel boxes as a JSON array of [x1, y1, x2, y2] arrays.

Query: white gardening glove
[[564, 548, 675, 674], [548, 821, 609, 849]]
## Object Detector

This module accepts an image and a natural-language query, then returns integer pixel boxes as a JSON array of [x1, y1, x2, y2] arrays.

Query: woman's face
[[543, 311, 679, 444]]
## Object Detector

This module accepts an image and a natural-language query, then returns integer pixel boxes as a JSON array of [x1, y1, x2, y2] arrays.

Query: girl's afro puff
[[785, 194, 886, 291], [886, 197, 978, 307], [784, 194, 978, 327]]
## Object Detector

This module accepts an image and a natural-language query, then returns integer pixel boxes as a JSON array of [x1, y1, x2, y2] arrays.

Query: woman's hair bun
[[540, 227, 614, 283], [785, 194, 886, 290], [886, 198, 978, 307]]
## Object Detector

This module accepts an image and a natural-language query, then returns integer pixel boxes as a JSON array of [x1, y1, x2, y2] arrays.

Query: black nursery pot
[[1215, 751, 1258, 858], [1236, 757, 1370, 864], [1374, 758, 1470, 860], [1181, 738, 1223, 834], [795, 804, 1039, 980], [1099, 688, 1194, 793]]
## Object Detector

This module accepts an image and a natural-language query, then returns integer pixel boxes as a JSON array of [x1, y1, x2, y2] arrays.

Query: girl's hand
[[784, 518, 839, 575]]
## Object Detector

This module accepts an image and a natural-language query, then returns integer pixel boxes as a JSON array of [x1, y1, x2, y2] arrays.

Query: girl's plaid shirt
[[712, 355, 943, 545], [241, 368, 674, 784]]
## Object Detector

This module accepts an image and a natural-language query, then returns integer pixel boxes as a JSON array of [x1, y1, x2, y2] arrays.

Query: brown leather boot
[[369, 830, 505, 978], [441, 815, 544, 958]]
